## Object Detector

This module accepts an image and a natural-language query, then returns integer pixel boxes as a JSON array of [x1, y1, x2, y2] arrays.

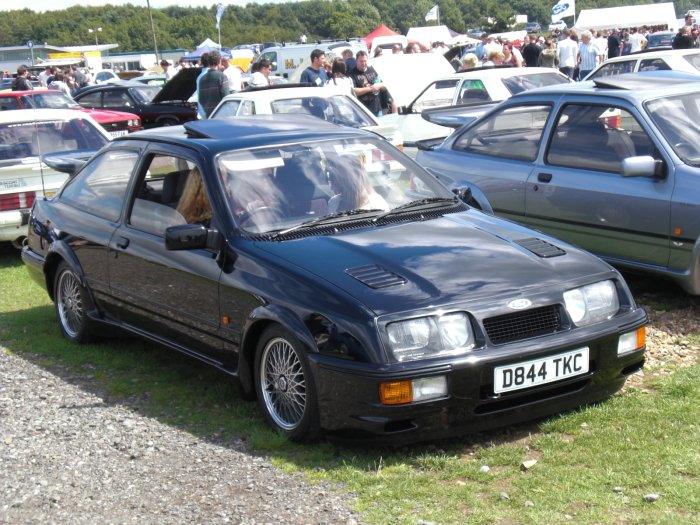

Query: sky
[[2, 0, 295, 11]]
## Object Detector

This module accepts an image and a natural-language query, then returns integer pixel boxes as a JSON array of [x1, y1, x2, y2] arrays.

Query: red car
[[0, 90, 141, 137]]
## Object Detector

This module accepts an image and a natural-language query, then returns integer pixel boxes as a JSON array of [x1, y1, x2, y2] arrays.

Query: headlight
[[386, 312, 474, 362], [564, 280, 619, 326]]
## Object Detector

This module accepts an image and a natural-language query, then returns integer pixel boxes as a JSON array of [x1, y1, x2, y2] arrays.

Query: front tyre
[[254, 325, 320, 442], [53, 262, 95, 343]]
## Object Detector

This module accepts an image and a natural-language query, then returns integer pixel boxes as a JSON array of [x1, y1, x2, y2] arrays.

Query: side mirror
[[620, 156, 662, 178], [397, 105, 409, 115], [452, 187, 473, 204], [165, 224, 220, 251]]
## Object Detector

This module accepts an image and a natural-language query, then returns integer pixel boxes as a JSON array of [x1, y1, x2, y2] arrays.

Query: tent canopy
[[406, 25, 453, 47], [181, 39, 232, 60], [365, 24, 400, 49], [575, 2, 678, 31]]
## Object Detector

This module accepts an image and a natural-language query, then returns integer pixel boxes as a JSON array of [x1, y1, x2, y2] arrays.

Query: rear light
[[601, 115, 621, 129], [0, 191, 36, 211]]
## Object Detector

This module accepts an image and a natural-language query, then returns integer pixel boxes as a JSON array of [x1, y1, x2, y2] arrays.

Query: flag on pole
[[551, 0, 574, 22], [216, 4, 226, 30], [425, 5, 439, 22]]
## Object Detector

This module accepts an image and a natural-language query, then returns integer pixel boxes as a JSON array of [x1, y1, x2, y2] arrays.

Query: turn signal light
[[617, 326, 646, 355], [380, 380, 412, 405]]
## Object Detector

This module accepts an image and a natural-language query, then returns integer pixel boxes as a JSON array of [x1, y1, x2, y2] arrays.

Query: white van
[[255, 41, 367, 79]]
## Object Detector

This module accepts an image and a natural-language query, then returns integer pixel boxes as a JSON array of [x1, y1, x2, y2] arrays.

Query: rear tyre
[[254, 325, 320, 442], [53, 262, 95, 344]]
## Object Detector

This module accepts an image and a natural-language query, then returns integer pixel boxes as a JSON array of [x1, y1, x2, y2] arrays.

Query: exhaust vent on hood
[[515, 237, 566, 258], [346, 265, 406, 289]]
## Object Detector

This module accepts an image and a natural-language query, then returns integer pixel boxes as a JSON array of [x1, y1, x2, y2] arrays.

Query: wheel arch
[[43, 241, 87, 303], [237, 304, 319, 396]]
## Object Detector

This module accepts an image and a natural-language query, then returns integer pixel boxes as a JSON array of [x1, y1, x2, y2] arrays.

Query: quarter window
[[413, 79, 460, 112], [589, 60, 635, 79], [60, 150, 138, 221], [639, 58, 670, 71], [452, 104, 551, 162]]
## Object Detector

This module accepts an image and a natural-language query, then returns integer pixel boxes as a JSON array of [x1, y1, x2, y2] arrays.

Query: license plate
[[494, 348, 589, 394], [1, 179, 24, 189], [109, 130, 129, 138]]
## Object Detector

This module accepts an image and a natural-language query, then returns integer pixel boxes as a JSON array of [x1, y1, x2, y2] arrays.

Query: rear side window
[[77, 92, 101, 108], [0, 97, 21, 111], [683, 53, 700, 71], [452, 104, 551, 162], [60, 150, 138, 221], [412, 79, 460, 112]]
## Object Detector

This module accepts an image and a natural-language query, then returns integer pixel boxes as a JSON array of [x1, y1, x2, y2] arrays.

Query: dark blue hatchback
[[23, 116, 647, 443]]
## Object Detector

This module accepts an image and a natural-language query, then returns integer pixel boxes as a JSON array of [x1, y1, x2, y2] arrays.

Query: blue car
[[417, 73, 700, 296], [23, 116, 647, 443]]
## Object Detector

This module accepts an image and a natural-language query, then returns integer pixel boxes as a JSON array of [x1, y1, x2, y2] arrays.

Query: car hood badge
[[507, 298, 532, 310]]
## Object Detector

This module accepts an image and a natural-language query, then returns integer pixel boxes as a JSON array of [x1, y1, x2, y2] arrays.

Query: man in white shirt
[[557, 29, 579, 78], [221, 57, 242, 92], [629, 27, 647, 53]]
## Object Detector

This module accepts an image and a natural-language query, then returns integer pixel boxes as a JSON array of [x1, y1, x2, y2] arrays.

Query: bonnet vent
[[515, 237, 566, 258], [345, 265, 407, 289]]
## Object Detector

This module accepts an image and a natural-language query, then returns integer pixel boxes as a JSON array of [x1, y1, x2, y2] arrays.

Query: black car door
[[107, 146, 227, 364]]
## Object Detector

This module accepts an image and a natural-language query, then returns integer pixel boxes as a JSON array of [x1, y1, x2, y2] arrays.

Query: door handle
[[537, 172, 553, 183], [116, 236, 130, 249]]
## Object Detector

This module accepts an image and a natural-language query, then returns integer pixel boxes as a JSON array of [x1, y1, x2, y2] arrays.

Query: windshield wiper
[[371, 197, 458, 222], [270, 208, 383, 238]]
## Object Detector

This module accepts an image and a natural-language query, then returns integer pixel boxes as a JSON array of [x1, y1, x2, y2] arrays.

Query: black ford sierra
[[22, 116, 647, 443]]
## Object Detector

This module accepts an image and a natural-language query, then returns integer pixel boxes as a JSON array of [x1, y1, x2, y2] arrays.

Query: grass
[[2, 243, 699, 524]]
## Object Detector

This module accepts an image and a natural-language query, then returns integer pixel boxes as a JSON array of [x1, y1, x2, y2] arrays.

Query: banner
[[216, 4, 226, 30], [425, 5, 439, 22], [551, 0, 574, 22]]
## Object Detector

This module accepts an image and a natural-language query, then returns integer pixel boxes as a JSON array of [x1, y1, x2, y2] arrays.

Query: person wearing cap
[[161, 59, 175, 80]]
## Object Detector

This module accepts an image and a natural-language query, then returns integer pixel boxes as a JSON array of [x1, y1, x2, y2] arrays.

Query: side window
[[129, 155, 212, 236], [452, 104, 551, 162], [412, 79, 460, 112], [77, 92, 101, 108], [0, 97, 21, 110], [103, 91, 132, 108], [589, 60, 635, 79], [60, 150, 138, 221], [259, 51, 277, 72], [546, 104, 654, 173], [211, 99, 241, 119], [239, 100, 256, 116], [457, 80, 491, 103], [639, 58, 671, 71]]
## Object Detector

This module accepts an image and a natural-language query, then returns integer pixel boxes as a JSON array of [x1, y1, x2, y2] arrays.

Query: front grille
[[483, 305, 563, 345]]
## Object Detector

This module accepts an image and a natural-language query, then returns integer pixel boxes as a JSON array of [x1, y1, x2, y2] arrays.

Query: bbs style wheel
[[53, 261, 95, 343], [254, 325, 320, 442]]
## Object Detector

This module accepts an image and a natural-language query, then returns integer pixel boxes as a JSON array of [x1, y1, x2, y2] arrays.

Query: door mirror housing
[[165, 224, 220, 251], [620, 156, 663, 178]]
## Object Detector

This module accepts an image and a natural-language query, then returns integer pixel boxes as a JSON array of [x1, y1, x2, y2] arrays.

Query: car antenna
[[30, 93, 49, 201]]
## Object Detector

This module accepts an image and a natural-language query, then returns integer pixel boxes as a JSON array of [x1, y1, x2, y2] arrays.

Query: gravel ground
[[1, 279, 698, 525], [0, 350, 361, 525]]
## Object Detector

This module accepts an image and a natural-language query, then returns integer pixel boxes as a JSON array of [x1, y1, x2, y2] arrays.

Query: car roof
[[0, 89, 65, 97], [439, 66, 567, 81], [511, 72, 700, 101], [114, 115, 368, 154], [0, 108, 92, 123], [603, 48, 700, 62], [220, 85, 348, 102]]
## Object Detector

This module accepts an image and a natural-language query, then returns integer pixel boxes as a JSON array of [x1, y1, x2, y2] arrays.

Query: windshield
[[217, 136, 456, 235], [24, 92, 78, 109], [0, 119, 108, 162], [131, 86, 160, 104], [270, 95, 375, 127], [646, 92, 700, 164], [502, 72, 570, 95]]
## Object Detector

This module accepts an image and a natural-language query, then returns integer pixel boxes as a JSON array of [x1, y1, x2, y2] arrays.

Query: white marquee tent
[[575, 2, 678, 32]]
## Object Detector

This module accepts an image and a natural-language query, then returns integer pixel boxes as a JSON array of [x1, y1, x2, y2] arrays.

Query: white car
[[0, 109, 111, 247], [585, 49, 700, 81], [209, 85, 402, 147], [379, 66, 571, 145]]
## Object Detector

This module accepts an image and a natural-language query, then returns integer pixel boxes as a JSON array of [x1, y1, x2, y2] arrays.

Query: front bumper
[[311, 313, 647, 444]]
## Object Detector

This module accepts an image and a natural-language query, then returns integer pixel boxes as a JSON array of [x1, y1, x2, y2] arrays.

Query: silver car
[[416, 73, 700, 295]]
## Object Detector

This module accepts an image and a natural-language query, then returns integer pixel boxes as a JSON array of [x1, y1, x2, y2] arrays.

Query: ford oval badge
[[507, 298, 532, 310]]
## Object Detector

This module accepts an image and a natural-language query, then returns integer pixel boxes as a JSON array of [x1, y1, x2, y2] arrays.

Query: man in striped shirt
[[578, 31, 603, 81]]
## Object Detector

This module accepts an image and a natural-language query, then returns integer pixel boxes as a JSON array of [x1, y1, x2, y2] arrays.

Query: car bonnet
[[254, 212, 613, 315]]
